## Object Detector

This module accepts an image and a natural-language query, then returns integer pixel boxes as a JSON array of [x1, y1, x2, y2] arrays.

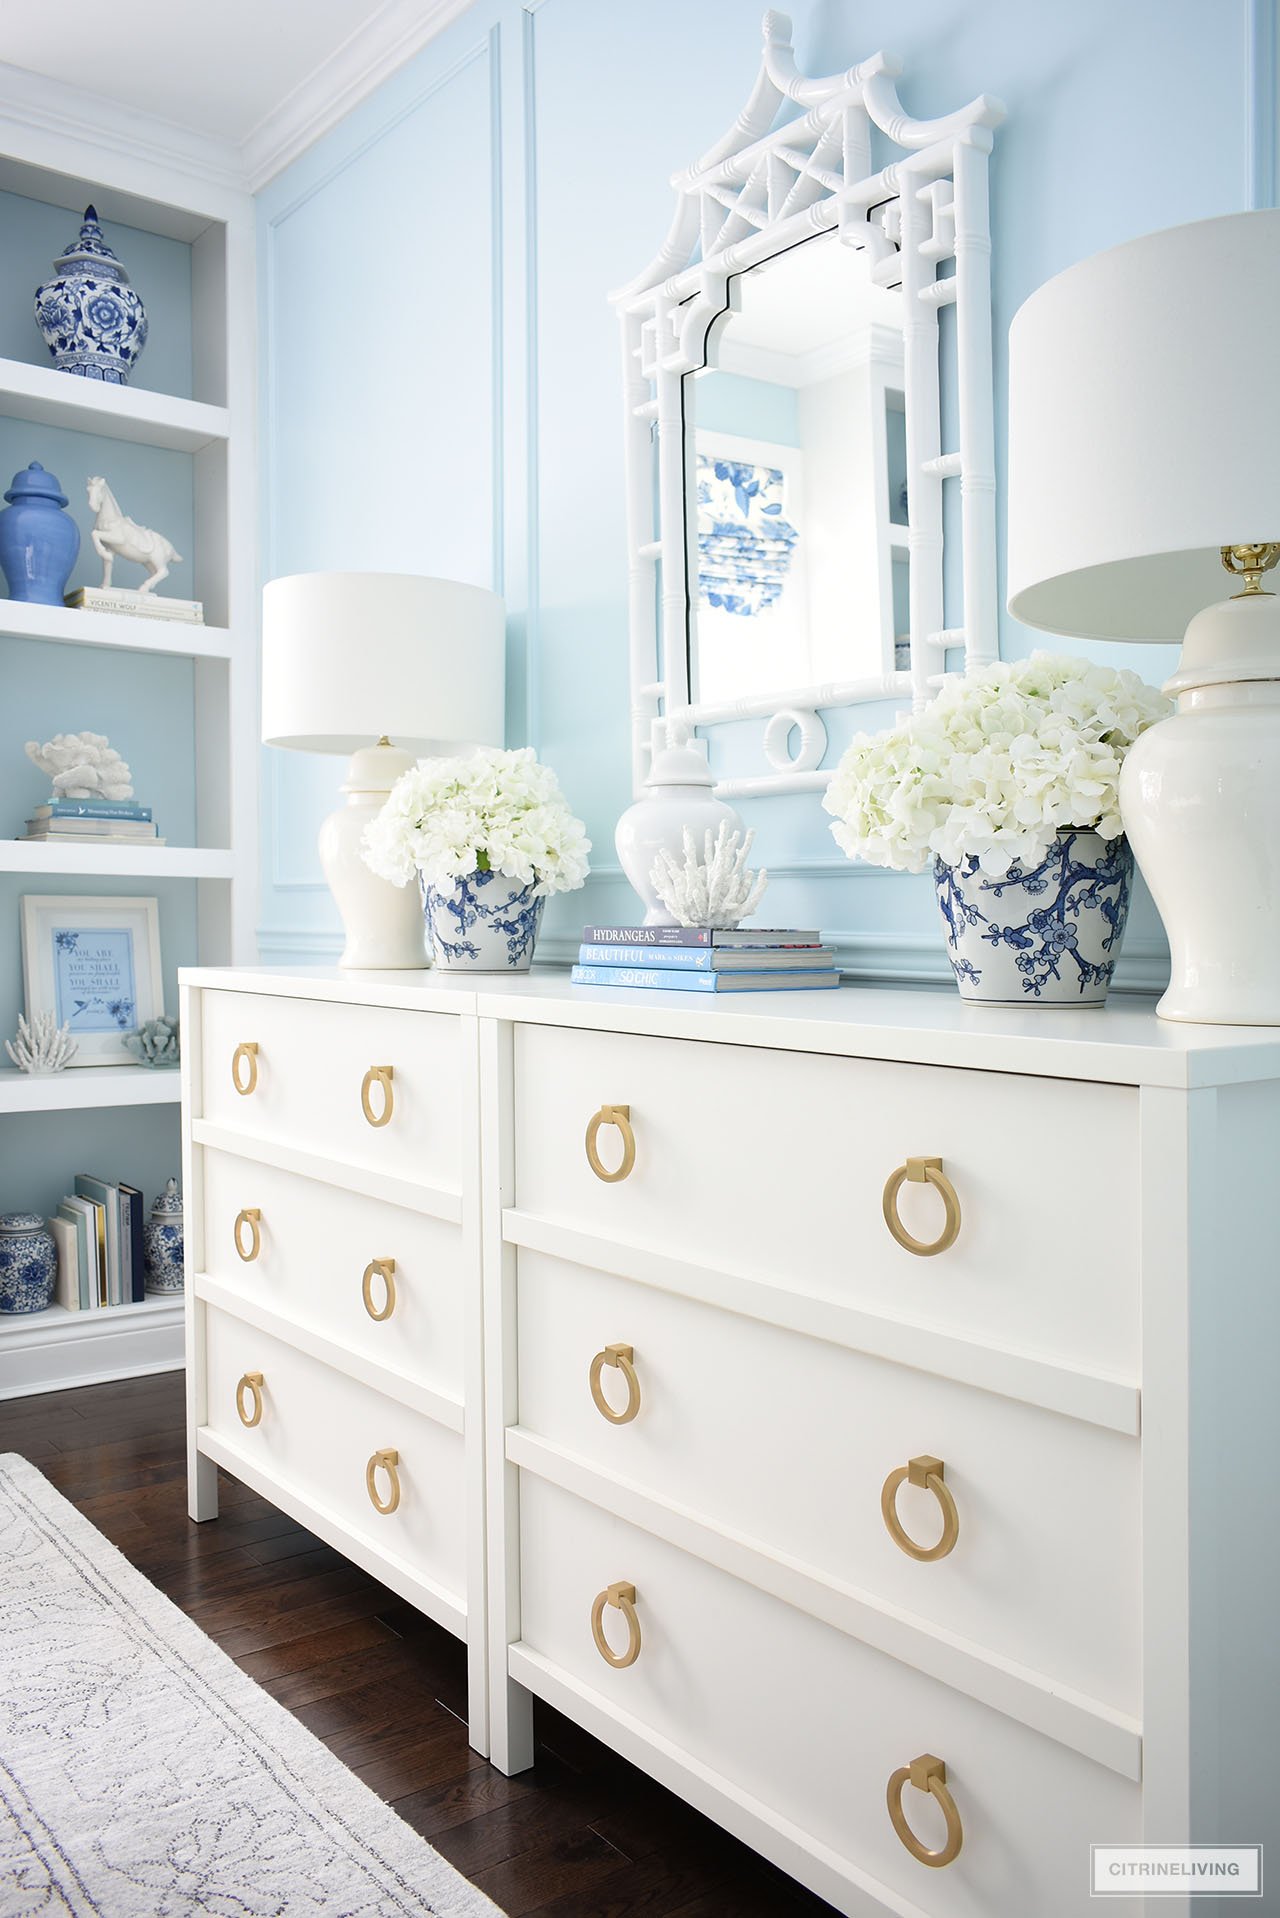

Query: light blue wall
[[695, 372, 802, 448], [257, 0, 1261, 982]]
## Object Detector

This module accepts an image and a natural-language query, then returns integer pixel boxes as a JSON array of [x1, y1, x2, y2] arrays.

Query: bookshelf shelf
[[0, 598, 234, 660], [0, 842, 235, 879], [0, 1065, 181, 1115], [0, 355, 229, 451]]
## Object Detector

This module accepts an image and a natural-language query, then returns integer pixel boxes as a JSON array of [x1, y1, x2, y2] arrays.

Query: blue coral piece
[[933, 831, 1134, 1005]]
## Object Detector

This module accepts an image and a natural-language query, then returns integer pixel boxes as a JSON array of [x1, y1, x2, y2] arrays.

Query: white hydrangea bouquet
[[363, 747, 590, 972], [823, 655, 1170, 1005]]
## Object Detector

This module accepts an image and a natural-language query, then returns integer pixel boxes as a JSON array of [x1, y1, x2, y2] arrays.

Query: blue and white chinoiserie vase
[[0, 462, 80, 605], [421, 868, 546, 972], [143, 1178, 185, 1296], [0, 1213, 57, 1315], [34, 206, 148, 385], [934, 830, 1134, 1007]]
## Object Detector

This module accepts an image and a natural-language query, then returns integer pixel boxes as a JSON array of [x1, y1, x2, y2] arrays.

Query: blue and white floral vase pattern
[[696, 455, 798, 616], [934, 830, 1133, 1006], [143, 1178, 184, 1296], [0, 1213, 57, 1314], [34, 206, 148, 385], [421, 868, 546, 971]]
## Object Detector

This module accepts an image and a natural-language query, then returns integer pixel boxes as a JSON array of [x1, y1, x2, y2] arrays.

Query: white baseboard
[[0, 1297, 184, 1400]]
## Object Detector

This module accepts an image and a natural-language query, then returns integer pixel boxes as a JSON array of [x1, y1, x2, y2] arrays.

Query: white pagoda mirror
[[613, 10, 1005, 798]]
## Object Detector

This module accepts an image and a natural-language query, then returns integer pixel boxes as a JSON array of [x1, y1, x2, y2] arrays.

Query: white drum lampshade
[[1007, 210, 1280, 1024], [261, 572, 505, 970]]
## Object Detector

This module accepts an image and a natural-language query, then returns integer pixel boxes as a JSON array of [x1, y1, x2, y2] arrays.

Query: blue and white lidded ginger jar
[[0, 1213, 57, 1315], [143, 1178, 184, 1295], [0, 462, 80, 605], [34, 206, 148, 385]]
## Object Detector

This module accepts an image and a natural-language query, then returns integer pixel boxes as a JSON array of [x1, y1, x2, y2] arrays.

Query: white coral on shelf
[[5, 1011, 77, 1074], [650, 822, 768, 928], [25, 731, 134, 800]]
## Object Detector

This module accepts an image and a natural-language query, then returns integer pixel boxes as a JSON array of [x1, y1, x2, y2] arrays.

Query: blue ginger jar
[[143, 1179, 184, 1296], [0, 1213, 57, 1314], [34, 206, 148, 385], [0, 462, 80, 605]]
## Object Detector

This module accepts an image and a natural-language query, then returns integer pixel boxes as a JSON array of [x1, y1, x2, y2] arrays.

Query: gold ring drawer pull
[[236, 1372, 264, 1428], [231, 1041, 259, 1096], [887, 1754, 963, 1868], [361, 1065, 395, 1128], [585, 1105, 635, 1183], [881, 1455, 959, 1562], [366, 1448, 401, 1515], [591, 1582, 641, 1668], [882, 1157, 961, 1257], [589, 1344, 641, 1424], [361, 1258, 397, 1322], [233, 1208, 262, 1263]]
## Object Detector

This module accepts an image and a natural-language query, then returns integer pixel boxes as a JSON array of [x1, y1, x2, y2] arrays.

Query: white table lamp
[[262, 571, 505, 969], [1008, 209, 1280, 1024]]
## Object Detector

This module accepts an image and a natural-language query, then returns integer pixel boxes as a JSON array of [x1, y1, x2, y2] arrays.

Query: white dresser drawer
[[200, 1148, 464, 1404], [517, 1473, 1141, 1918], [515, 1249, 1140, 1715], [199, 988, 463, 1189], [202, 1307, 466, 1607], [513, 1023, 1139, 1377]]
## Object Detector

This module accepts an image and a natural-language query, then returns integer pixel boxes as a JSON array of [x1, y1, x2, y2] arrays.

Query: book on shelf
[[53, 1176, 151, 1310], [22, 828, 166, 844], [75, 1176, 121, 1306], [65, 586, 204, 625], [57, 1196, 101, 1308], [27, 817, 157, 838], [32, 801, 153, 822], [571, 964, 840, 993], [584, 924, 822, 948], [49, 1214, 80, 1312], [118, 1184, 146, 1304], [578, 942, 836, 972]]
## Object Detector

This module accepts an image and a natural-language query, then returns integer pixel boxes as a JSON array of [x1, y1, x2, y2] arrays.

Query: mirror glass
[[685, 233, 907, 708]]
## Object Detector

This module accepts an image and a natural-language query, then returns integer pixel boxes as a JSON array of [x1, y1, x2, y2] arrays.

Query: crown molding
[[0, 60, 244, 199], [241, 0, 479, 192]]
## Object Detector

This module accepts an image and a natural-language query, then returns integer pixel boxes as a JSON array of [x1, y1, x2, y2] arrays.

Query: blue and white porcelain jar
[[34, 206, 148, 385], [0, 1213, 57, 1314], [0, 462, 80, 604], [143, 1179, 184, 1296], [934, 829, 1134, 1006], [421, 869, 546, 971]]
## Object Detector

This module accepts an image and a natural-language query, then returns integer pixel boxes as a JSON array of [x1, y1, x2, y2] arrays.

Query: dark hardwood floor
[[0, 1371, 836, 1917]]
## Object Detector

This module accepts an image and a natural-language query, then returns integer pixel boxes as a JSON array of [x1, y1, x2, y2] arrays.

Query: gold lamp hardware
[[365, 1448, 401, 1514], [882, 1158, 961, 1257], [231, 1041, 259, 1096], [589, 1344, 641, 1424], [887, 1753, 963, 1868], [233, 1208, 262, 1263], [1222, 542, 1280, 597], [585, 1105, 636, 1183], [881, 1455, 960, 1562], [591, 1581, 642, 1668], [361, 1258, 397, 1322], [235, 1372, 264, 1428], [361, 1065, 395, 1128]]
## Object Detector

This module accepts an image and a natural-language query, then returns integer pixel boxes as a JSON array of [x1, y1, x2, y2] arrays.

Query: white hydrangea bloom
[[822, 655, 1170, 877], [362, 747, 591, 896]]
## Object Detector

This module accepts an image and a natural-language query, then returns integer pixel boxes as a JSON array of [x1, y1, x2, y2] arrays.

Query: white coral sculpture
[[5, 1011, 77, 1074], [25, 731, 134, 800], [650, 822, 768, 928]]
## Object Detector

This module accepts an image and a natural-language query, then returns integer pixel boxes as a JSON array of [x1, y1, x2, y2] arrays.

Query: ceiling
[[0, 0, 469, 187]]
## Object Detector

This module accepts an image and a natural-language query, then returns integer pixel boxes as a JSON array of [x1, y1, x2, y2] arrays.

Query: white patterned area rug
[[0, 1454, 503, 1917]]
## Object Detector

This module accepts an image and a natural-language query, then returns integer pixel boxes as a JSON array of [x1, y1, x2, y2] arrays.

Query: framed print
[[21, 896, 163, 1067]]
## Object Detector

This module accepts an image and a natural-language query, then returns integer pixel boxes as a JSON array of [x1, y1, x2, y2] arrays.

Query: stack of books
[[21, 799, 165, 846], [571, 925, 840, 992], [48, 1174, 147, 1311], [66, 585, 204, 626]]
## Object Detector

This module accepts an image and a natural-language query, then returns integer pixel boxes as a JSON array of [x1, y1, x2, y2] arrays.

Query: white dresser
[[181, 968, 1280, 1917]]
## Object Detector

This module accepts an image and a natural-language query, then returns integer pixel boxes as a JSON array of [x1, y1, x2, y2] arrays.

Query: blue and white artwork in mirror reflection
[[687, 233, 907, 710]]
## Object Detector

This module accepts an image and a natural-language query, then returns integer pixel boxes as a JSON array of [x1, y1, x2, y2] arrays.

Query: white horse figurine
[[86, 476, 182, 594]]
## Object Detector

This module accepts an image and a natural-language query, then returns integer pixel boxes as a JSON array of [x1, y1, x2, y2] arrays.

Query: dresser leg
[[188, 1446, 219, 1522], [490, 1676, 535, 1776]]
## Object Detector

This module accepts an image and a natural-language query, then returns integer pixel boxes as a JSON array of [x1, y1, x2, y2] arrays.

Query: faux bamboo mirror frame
[[612, 11, 1005, 799]]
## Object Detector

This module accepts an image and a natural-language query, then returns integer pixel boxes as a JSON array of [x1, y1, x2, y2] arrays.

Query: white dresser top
[[179, 965, 1280, 1091]]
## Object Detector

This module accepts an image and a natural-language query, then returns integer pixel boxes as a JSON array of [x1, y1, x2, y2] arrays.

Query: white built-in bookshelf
[[0, 132, 257, 1397]]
